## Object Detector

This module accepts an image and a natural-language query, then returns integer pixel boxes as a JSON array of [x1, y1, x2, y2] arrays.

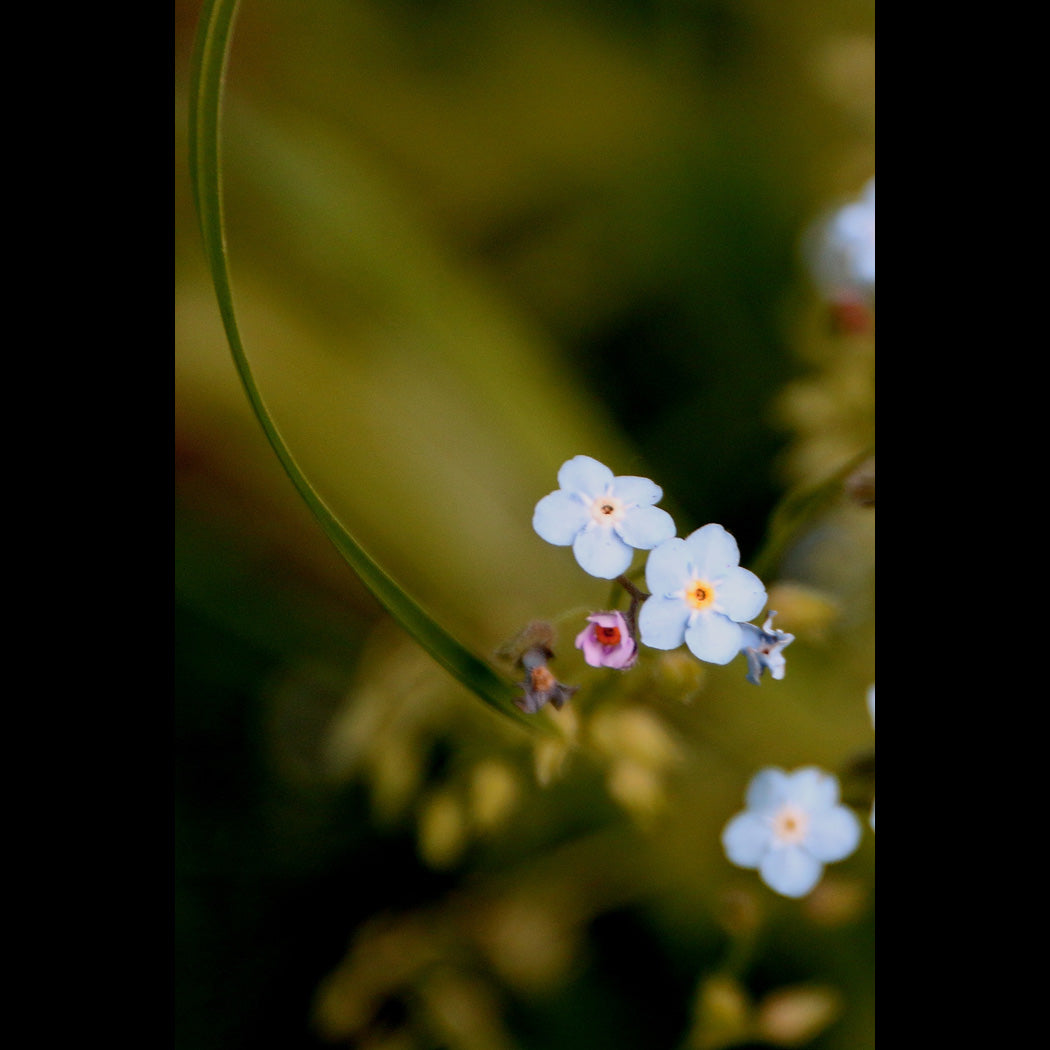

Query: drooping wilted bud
[[494, 620, 556, 667], [498, 621, 579, 714], [517, 645, 579, 713], [738, 612, 795, 685]]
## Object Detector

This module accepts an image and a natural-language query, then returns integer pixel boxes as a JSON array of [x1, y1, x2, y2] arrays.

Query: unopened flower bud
[[575, 610, 638, 669]]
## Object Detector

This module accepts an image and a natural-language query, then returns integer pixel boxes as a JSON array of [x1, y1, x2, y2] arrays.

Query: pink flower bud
[[575, 611, 638, 670]]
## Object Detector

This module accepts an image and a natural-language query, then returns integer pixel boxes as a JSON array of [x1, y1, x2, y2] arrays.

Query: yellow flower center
[[685, 578, 716, 611], [771, 803, 809, 845]]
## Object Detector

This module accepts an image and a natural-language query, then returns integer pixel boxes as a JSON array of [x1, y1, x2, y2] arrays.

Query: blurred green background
[[174, 2, 875, 1048]]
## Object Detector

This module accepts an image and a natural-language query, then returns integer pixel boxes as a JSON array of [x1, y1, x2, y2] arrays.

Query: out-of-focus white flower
[[805, 177, 875, 304], [722, 767, 861, 898], [867, 684, 875, 830]]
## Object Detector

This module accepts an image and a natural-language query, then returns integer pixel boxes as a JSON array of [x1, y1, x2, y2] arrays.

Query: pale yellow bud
[[417, 790, 468, 869], [417, 970, 515, 1050], [689, 974, 751, 1050], [312, 915, 438, 1039], [533, 735, 572, 786], [368, 740, 423, 825], [802, 875, 868, 926], [606, 759, 666, 819], [549, 699, 580, 740], [588, 706, 680, 771], [469, 760, 521, 833], [754, 985, 842, 1047], [764, 582, 840, 640], [475, 895, 578, 995], [651, 650, 706, 703]]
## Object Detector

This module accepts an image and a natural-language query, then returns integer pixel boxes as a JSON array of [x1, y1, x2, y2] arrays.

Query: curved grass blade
[[187, 0, 538, 730]]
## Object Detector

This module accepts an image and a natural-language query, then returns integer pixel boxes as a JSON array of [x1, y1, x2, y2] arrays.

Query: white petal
[[616, 505, 676, 550], [722, 812, 770, 868], [644, 537, 690, 597], [738, 622, 763, 649], [572, 525, 633, 579], [760, 847, 824, 898], [806, 806, 862, 863], [714, 566, 767, 623], [637, 594, 689, 650], [684, 523, 740, 578], [786, 767, 840, 811], [685, 612, 744, 665], [610, 475, 663, 507], [745, 768, 790, 812], [557, 455, 614, 497], [533, 490, 588, 546]]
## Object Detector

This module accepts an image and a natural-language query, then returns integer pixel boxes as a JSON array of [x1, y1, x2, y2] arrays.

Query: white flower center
[[589, 493, 625, 527], [770, 803, 809, 845]]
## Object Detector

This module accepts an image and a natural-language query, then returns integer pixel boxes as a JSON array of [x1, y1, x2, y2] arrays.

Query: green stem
[[614, 574, 649, 645], [187, 0, 541, 732], [748, 447, 874, 582]]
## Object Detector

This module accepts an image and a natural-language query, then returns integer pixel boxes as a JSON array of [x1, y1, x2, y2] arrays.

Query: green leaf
[[748, 447, 874, 583], [187, 0, 540, 731]]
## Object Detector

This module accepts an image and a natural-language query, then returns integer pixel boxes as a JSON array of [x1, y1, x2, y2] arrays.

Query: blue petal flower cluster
[[529, 456, 870, 898], [533, 456, 782, 679]]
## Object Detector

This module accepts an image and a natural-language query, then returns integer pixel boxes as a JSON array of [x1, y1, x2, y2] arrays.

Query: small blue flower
[[739, 611, 795, 685], [722, 767, 861, 898], [533, 455, 676, 579], [637, 524, 766, 664]]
